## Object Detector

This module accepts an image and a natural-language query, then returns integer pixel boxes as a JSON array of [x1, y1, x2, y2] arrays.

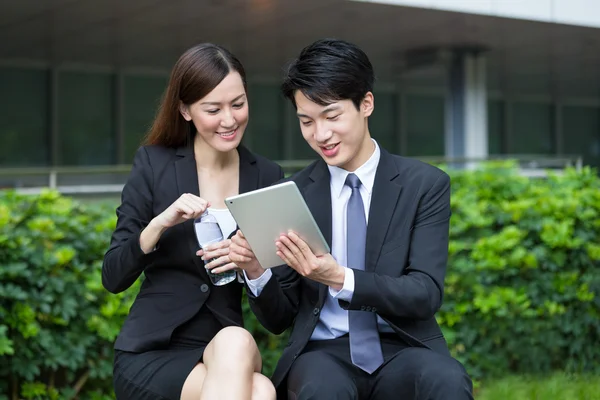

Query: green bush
[[0, 190, 133, 400], [0, 190, 284, 399], [439, 163, 600, 379], [1, 163, 598, 398], [476, 373, 600, 400]]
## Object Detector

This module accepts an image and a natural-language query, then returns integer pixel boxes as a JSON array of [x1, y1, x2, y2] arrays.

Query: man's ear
[[179, 102, 192, 121], [362, 92, 374, 118]]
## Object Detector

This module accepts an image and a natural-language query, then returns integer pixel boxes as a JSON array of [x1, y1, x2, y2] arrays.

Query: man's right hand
[[154, 193, 210, 229], [230, 230, 265, 280]]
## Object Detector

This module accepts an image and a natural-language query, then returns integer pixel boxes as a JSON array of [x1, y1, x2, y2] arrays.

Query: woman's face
[[180, 72, 248, 153]]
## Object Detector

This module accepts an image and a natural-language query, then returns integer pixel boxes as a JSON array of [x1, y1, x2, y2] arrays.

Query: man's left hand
[[276, 231, 345, 290]]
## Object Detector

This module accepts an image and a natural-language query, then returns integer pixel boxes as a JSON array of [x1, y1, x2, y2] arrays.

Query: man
[[230, 38, 473, 400]]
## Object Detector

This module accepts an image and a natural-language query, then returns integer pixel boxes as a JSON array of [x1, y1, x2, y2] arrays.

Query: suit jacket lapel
[[366, 149, 402, 272], [238, 145, 259, 194], [302, 160, 332, 306], [175, 146, 200, 197], [174, 146, 205, 270]]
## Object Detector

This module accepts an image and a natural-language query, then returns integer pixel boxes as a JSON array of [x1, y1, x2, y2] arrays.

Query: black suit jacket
[[102, 144, 283, 353], [247, 148, 452, 391]]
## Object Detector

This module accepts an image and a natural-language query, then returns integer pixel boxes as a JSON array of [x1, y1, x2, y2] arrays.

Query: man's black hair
[[281, 38, 375, 110]]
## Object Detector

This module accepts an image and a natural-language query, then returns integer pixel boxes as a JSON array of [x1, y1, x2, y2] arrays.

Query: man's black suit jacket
[[247, 148, 453, 392], [102, 144, 283, 353]]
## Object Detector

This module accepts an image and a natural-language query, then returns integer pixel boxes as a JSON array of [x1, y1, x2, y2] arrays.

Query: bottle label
[[194, 223, 223, 248]]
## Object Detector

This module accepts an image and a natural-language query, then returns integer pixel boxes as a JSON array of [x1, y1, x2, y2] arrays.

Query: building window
[[370, 91, 397, 152], [509, 101, 554, 155], [562, 105, 600, 167], [123, 74, 168, 162], [0, 67, 49, 167], [245, 83, 283, 160], [488, 99, 505, 155], [405, 94, 445, 157], [58, 71, 115, 165]]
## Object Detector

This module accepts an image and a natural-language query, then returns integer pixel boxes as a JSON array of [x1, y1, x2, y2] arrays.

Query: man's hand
[[229, 230, 265, 280], [276, 231, 345, 290]]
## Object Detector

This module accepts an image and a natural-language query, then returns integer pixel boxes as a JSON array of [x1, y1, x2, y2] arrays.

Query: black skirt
[[113, 307, 223, 400], [113, 346, 206, 400]]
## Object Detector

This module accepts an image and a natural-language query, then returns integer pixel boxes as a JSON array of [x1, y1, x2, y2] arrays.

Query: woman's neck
[[193, 138, 238, 171]]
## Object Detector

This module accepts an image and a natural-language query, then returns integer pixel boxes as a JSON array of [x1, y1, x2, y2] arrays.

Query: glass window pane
[[562, 105, 600, 167], [405, 94, 445, 156], [509, 102, 554, 155], [488, 100, 504, 155], [0, 67, 48, 166], [58, 71, 114, 166], [123, 75, 167, 162], [246, 83, 283, 160], [370, 92, 396, 151]]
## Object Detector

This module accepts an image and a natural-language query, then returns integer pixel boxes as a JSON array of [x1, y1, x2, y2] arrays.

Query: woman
[[102, 43, 282, 400]]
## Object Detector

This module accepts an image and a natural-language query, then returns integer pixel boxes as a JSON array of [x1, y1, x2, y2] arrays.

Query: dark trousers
[[286, 335, 473, 400]]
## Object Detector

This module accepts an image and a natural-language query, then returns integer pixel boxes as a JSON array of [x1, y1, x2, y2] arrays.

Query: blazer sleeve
[[102, 147, 158, 294], [341, 172, 451, 320], [246, 264, 301, 334]]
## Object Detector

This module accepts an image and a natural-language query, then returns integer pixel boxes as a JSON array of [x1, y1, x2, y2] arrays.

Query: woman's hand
[[154, 193, 210, 229], [140, 194, 209, 254], [197, 239, 237, 274]]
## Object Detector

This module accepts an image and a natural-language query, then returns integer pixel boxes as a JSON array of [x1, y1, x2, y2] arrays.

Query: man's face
[[294, 91, 375, 172]]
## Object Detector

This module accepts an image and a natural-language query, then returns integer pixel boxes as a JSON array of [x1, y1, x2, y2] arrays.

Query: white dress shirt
[[208, 207, 237, 239], [245, 139, 392, 340], [207, 207, 245, 282]]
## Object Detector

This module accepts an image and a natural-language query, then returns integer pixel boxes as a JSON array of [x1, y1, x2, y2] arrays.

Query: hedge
[[438, 163, 600, 378], [1, 163, 598, 399]]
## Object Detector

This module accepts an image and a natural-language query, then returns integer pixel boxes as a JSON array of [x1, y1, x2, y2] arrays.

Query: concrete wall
[[352, 0, 600, 28]]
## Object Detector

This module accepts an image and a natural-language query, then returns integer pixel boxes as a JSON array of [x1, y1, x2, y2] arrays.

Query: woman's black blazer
[[102, 144, 284, 352]]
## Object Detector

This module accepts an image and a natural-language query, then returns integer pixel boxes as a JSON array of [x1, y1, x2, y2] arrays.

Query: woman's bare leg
[[199, 326, 262, 400], [251, 372, 276, 400], [179, 327, 274, 400], [180, 363, 207, 400]]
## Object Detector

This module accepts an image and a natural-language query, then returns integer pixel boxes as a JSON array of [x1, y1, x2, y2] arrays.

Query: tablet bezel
[[225, 181, 330, 269]]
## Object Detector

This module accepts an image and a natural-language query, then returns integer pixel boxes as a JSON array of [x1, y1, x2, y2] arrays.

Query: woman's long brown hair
[[143, 43, 247, 148]]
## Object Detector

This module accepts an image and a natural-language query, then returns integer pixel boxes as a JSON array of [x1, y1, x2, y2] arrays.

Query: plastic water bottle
[[194, 211, 236, 286]]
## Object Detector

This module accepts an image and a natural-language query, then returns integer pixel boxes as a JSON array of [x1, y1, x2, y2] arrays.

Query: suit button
[[372, 307, 377, 313], [313, 307, 320, 316], [200, 284, 209, 293], [360, 306, 366, 311]]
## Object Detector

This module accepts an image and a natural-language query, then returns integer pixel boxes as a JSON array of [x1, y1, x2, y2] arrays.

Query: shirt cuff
[[329, 267, 354, 301], [142, 245, 158, 253], [243, 268, 273, 297]]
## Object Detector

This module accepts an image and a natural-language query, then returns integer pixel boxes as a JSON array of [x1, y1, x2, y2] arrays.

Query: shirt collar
[[328, 139, 381, 199]]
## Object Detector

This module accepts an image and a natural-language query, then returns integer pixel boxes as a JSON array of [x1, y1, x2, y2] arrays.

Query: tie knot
[[345, 173, 361, 189]]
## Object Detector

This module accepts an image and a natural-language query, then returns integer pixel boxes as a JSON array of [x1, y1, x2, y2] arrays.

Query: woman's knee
[[206, 327, 261, 368], [212, 326, 258, 354], [252, 373, 276, 400]]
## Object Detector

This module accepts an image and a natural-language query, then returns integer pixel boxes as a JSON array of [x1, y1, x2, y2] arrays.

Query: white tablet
[[225, 181, 330, 269]]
